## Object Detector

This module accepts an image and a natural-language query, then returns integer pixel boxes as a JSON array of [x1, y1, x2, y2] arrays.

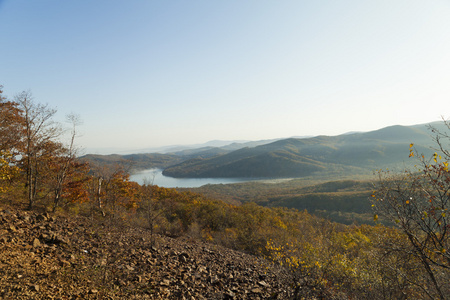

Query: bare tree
[[372, 122, 450, 299], [50, 114, 82, 211], [88, 163, 132, 218], [88, 164, 112, 217], [15, 91, 61, 209], [140, 172, 164, 246]]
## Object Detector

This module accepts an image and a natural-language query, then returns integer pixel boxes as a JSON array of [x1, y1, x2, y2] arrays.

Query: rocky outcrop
[[0, 207, 293, 299]]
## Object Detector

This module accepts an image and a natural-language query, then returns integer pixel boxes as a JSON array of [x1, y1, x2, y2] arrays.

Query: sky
[[1, 1, 450, 154]]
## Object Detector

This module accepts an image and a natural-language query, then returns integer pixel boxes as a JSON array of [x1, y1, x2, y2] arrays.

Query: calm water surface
[[130, 169, 255, 188]]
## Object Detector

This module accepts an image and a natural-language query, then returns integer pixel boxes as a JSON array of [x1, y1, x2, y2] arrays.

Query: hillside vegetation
[[187, 179, 374, 225], [80, 153, 183, 172], [1, 86, 449, 299]]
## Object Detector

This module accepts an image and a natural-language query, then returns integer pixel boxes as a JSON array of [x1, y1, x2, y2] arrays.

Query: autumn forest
[[1, 86, 450, 299]]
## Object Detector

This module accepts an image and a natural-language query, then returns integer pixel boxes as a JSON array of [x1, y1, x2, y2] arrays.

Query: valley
[[83, 122, 443, 181], [82, 122, 443, 225], [2, 105, 449, 298]]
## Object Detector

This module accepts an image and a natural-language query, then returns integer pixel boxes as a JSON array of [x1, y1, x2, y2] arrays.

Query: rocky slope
[[0, 206, 293, 299]]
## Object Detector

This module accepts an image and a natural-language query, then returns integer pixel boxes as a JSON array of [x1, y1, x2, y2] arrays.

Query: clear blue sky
[[1, 1, 450, 154]]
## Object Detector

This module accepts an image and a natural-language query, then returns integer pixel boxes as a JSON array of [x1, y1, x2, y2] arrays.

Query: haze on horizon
[[1, 1, 450, 154]]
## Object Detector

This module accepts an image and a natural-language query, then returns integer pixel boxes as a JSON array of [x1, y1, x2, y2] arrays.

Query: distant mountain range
[[81, 122, 447, 179]]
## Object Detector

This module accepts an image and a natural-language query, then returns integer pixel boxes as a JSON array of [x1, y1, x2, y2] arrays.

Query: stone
[[53, 234, 68, 245], [36, 214, 47, 222], [224, 291, 236, 299], [59, 259, 71, 267], [160, 279, 170, 286], [179, 252, 190, 262], [29, 284, 39, 292], [40, 233, 51, 242], [32, 238, 41, 248], [208, 275, 220, 285], [258, 280, 269, 287], [125, 264, 135, 271]]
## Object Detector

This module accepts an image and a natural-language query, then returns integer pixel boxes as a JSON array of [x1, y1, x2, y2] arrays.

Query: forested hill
[[79, 153, 183, 172], [81, 122, 445, 179], [162, 122, 444, 178]]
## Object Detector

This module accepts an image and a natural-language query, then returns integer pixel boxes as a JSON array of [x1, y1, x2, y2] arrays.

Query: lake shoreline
[[130, 168, 262, 188]]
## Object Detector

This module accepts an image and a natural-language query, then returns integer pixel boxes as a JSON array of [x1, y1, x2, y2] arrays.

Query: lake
[[130, 169, 256, 188]]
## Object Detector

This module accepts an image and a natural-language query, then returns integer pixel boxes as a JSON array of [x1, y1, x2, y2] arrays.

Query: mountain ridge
[[162, 122, 445, 178], [81, 121, 447, 179]]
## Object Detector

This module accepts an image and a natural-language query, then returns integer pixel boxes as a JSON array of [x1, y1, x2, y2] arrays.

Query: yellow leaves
[[0, 150, 20, 193], [409, 143, 414, 157], [201, 229, 214, 241], [264, 239, 305, 270], [285, 256, 300, 269], [275, 219, 288, 230], [433, 152, 441, 163]]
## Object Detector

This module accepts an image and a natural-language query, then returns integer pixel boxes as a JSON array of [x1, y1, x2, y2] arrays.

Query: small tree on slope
[[372, 122, 450, 300]]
